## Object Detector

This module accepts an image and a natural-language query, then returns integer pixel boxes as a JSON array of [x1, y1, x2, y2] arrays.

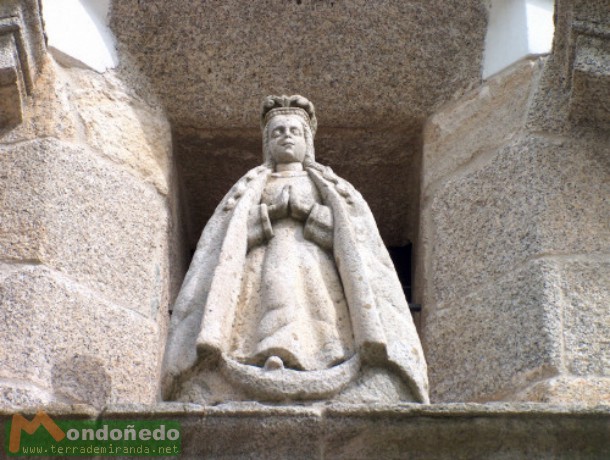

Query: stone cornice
[[1, 403, 609, 458], [0, 0, 45, 128]]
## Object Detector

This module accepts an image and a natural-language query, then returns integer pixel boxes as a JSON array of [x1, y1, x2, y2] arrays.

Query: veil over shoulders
[[162, 162, 429, 403]]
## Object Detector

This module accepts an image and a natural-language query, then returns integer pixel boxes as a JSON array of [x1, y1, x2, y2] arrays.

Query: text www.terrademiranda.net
[[18, 444, 181, 456]]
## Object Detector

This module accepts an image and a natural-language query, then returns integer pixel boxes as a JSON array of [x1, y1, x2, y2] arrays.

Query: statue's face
[[267, 115, 307, 164]]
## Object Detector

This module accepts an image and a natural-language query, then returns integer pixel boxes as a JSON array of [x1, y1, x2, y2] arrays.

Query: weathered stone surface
[[415, 57, 539, 304], [570, 33, 610, 129], [418, 45, 610, 404], [566, 1, 610, 129], [424, 134, 609, 308], [0, 41, 184, 407], [0, 34, 24, 127], [0, 138, 170, 318], [323, 404, 610, 460], [110, 1, 487, 131], [0, 0, 46, 128], [319, 129, 421, 247], [0, 381, 54, 408], [110, 0, 488, 246], [560, 258, 610, 378], [422, 59, 542, 198], [420, 130, 609, 402], [0, 266, 162, 408], [527, 0, 610, 133], [423, 259, 564, 402], [0, 58, 79, 143], [517, 376, 610, 404], [1, 58, 187, 312], [174, 130, 261, 249], [2, 403, 610, 459], [1, 60, 174, 196], [177, 405, 322, 459], [67, 67, 173, 195], [0, 0, 46, 73]]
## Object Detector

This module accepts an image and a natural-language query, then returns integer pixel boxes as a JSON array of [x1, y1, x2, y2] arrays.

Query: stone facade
[[0, 27, 184, 407], [418, 0, 610, 404], [0, 0, 608, 457]]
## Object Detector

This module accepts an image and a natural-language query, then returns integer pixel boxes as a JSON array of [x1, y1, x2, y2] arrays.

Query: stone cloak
[[162, 162, 429, 403]]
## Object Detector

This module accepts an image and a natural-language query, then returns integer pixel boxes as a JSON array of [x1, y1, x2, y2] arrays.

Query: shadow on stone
[[52, 354, 111, 408]]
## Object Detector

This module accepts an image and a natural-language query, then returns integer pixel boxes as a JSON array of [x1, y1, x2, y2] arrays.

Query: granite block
[[423, 259, 564, 402], [425, 134, 609, 307], [560, 258, 610, 377], [423, 59, 541, 197], [0, 266, 162, 408], [0, 138, 170, 318]]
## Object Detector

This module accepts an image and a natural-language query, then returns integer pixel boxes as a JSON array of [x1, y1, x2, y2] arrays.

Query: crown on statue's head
[[261, 95, 317, 137]]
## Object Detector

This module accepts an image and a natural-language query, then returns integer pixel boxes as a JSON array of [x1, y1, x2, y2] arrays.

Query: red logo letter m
[[8, 411, 65, 453]]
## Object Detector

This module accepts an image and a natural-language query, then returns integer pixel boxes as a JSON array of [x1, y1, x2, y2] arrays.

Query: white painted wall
[[483, 0, 554, 79], [525, 0, 555, 55], [41, 0, 118, 73]]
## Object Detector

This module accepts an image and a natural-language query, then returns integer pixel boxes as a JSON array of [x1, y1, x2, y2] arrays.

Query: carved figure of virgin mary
[[162, 96, 429, 403]]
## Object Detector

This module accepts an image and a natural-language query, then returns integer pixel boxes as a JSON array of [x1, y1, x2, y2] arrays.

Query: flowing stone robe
[[162, 162, 429, 403], [232, 169, 354, 371]]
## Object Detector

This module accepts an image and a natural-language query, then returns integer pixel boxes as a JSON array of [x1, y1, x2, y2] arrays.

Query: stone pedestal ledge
[[1, 403, 609, 458]]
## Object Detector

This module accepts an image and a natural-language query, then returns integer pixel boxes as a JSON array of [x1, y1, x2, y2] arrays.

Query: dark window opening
[[388, 243, 419, 312]]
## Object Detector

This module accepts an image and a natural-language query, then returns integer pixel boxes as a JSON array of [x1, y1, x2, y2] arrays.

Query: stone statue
[[162, 95, 429, 404]]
